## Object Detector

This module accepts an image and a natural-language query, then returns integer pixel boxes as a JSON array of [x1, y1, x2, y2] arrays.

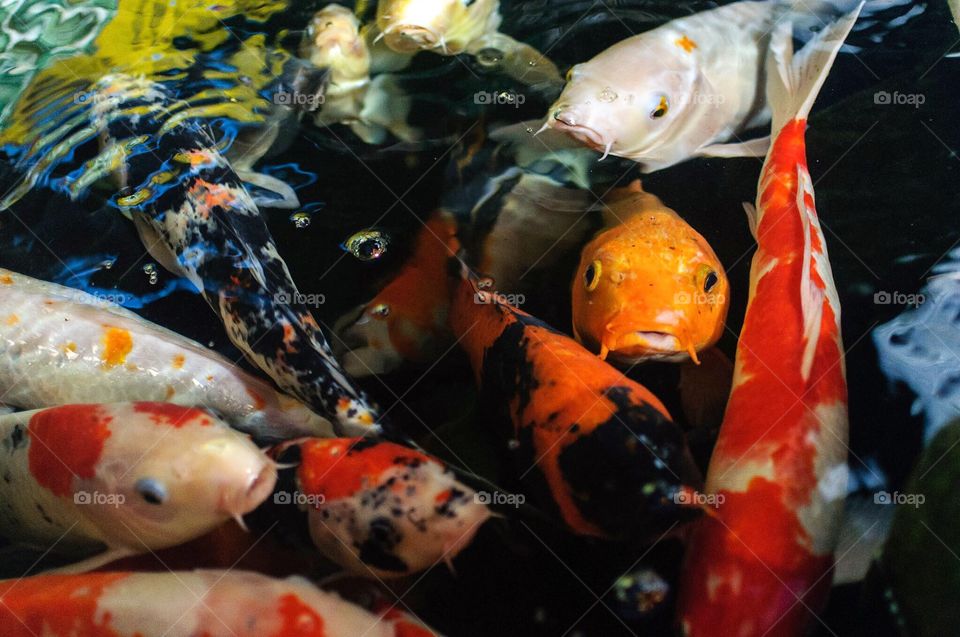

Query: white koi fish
[[545, 0, 780, 171], [0, 268, 331, 441], [0, 569, 441, 636], [0, 402, 276, 572]]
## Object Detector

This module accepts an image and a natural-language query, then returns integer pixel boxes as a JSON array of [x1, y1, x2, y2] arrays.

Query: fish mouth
[[221, 463, 277, 521], [382, 25, 439, 52], [607, 331, 691, 363], [548, 111, 610, 152]]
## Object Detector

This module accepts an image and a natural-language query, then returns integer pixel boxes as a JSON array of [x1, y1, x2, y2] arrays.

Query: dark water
[[0, 0, 958, 635]]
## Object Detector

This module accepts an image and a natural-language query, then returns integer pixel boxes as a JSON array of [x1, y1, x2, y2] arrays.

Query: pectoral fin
[[698, 136, 771, 159], [236, 170, 301, 209]]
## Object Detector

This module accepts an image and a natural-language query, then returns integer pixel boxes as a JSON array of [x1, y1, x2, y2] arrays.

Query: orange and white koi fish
[[0, 268, 331, 441], [0, 402, 276, 572], [450, 273, 699, 538], [282, 437, 490, 578], [335, 211, 460, 376], [572, 180, 729, 365], [0, 569, 440, 636], [677, 7, 861, 636]]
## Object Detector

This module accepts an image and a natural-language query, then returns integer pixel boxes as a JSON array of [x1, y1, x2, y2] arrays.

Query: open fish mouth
[[382, 25, 440, 51], [610, 331, 688, 361]]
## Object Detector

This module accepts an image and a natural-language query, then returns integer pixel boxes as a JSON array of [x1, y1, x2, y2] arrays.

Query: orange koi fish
[[335, 211, 460, 376], [450, 273, 699, 538], [677, 7, 861, 636], [572, 180, 729, 364], [0, 402, 276, 572], [282, 437, 490, 578], [0, 570, 440, 636]]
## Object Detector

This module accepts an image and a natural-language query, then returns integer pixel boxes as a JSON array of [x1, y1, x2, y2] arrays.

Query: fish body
[[677, 9, 860, 636], [450, 275, 697, 538], [546, 1, 776, 171], [572, 180, 729, 364], [335, 211, 460, 376], [0, 402, 276, 567], [289, 437, 490, 578], [0, 268, 330, 441], [0, 569, 440, 636], [375, 0, 560, 86]]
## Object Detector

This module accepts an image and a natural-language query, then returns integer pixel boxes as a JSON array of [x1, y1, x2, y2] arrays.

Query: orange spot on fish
[[63, 342, 77, 353], [132, 402, 211, 428], [272, 593, 325, 637], [298, 438, 435, 503], [172, 354, 186, 369], [5, 314, 18, 325], [676, 35, 697, 52], [165, 385, 176, 400], [28, 405, 113, 497], [0, 274, 12, 285], [0, 572, 129, 636], [246, 388, 266, 410], [101, 327, 133, 368], [282, 323, 298, 353]]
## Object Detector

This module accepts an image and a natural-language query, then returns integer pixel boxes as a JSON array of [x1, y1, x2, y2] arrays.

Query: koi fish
[[374, 0, 560, 86], [571, 180, 729, 365], [0, 569, 440, 636], [677, 8, 861, 636], [0, 1, 384, 436], [0, 268, 330, 441], [544, 1, 780, 171], [283, 437, 490, 578], [301, 4, 419, 144], [0, 402, 277, 572], [449, 273, 698, 538], [334, 211, 460, 376]]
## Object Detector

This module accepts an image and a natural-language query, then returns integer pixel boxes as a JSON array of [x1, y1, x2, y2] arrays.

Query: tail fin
[[767, 3, 864, 134]]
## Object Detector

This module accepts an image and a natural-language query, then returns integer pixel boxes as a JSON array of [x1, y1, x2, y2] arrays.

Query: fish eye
[[565, 68, 574, 82], [370, 303, 390, 318], [584, 260, 602, 291], [134, 478, 168, 505], [343, 230, 390, 261], [650, 96, 669, 119], [703, 271, 719, 293]]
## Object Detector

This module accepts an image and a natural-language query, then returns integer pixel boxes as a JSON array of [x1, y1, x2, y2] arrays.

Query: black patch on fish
[[348, 437, 383, 454], [9, 425, 25, 450], [556, 386, 688, 538], [35, 503, 53, 526], [357, 516, 408, 573]]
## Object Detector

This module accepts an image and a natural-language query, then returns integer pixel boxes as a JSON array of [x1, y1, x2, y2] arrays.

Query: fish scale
[[0, 0, 383, 435]]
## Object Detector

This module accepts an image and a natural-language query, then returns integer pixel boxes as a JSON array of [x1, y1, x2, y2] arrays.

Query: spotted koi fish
[[0, 268, 330, 441], [0, 569, 440, 636], [677, 8, 860, 636], [449, 273, 698, 538], [0, 402, 276, 572], [281, 437, 490, 578], [0, 0, 382, 436]]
